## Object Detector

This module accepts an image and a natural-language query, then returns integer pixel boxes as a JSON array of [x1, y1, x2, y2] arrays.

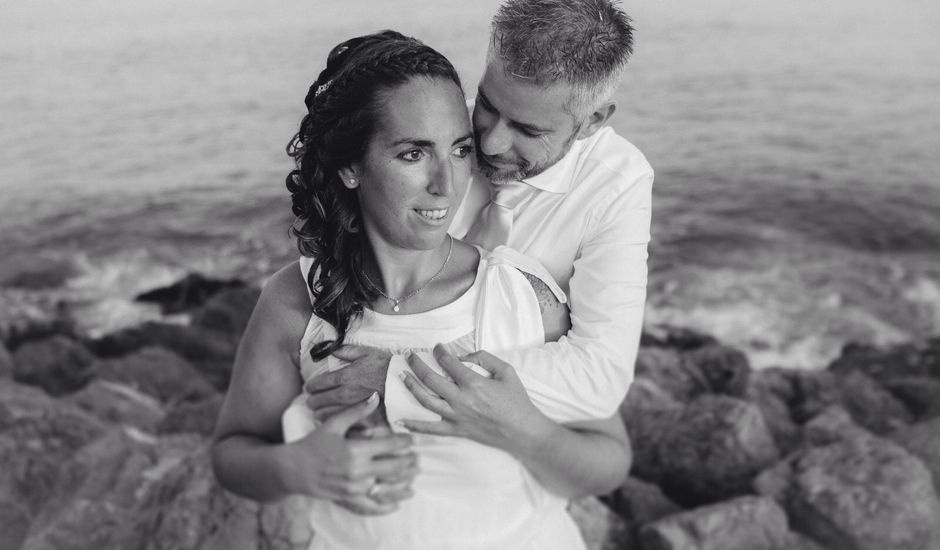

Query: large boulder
[[889, 417, 940, 496], [640, 326, 718, 351], [64, 380, 166, 432], [801, 405, 871, 447], [627, 394, 780, 506], [94, 347, 217, 404], [828, 339, 940, 382], [11, 335, 96, 396], [88, 322, 235, 390], [634, 347, 706, 403], [882, 376, 940, 421], [157, 394, 223, 436], [681, 344, 751, 397], [569, 496, 632, 550], [745, 368, 803, 454], [0, 343, 13, 379], [603, 476, 683, 539], [638, 496, 791, 550], [755, 434, 940, 550], [0, 383, 107, 517], [190, 286, 261, 344], [135, 273, 246, 314]]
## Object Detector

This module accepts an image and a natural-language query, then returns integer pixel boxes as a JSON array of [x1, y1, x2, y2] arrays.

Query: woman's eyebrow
[[389, 138, 433, 147]]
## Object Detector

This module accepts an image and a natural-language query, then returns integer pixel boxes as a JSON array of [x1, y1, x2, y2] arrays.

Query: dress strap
[[298, 256, 316, 305]]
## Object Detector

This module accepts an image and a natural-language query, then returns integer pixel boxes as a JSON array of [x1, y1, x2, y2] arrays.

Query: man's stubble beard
[[475, 126, 580, 184]]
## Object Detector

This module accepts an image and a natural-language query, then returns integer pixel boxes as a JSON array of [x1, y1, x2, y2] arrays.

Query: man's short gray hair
[[489, 0, 634, 118]]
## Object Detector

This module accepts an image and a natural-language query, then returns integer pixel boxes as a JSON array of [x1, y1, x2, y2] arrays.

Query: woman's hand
[[286, 393, 420, 514], [397, 345, 555, 456]]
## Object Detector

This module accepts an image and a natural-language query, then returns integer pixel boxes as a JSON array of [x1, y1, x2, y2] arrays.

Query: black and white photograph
[[2, 1, 939, 548]]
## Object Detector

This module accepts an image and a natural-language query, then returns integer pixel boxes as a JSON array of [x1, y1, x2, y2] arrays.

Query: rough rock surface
[[639, 496, 791, 550], [828, 339, 940, 381], [755, 435, 940, 550], [64, 380, 166, 432], [634, 347, 707, 402], [190, 286, 261, 344], [11, 336, 96, 396], [157, 394, 223, 436], [882, 376, 940, 420], [0, 343, 13, 379], [135, 273, 246, 314], [682, 344, 751, 397], [94, 346, 216, 404], [569, 496, 632, 550], [889, 417, 940, 496], [627, 394, 780, 506], [745, 368, 803, 454]]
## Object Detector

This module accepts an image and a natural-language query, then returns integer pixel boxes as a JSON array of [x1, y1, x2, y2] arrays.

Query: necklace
[[362, 235, 454, 312]]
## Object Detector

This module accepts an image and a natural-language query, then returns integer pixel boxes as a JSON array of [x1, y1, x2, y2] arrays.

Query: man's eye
[[519, 127, 542, 138], [400, 150, 424, 161], [454, 145, 474, 158]]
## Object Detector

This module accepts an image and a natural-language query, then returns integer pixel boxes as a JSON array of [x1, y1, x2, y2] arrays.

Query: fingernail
[[368, 391, 378, 403], [395, 420, 408, 429], [399, 372, 408, 382]]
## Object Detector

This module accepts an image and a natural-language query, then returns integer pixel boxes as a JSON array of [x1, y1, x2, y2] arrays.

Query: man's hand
[[397, 344, 554, 455], [306, 345, 392, 420]]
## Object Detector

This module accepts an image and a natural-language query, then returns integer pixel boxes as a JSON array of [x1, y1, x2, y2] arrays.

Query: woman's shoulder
[[256, 260, 313, 341]]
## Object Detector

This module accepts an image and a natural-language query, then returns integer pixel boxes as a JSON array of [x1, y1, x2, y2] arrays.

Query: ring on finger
[[366, 481, 382, 499]]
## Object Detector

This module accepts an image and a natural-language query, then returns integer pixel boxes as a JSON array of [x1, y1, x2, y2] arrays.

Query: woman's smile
[[414, 208, 449, 221]]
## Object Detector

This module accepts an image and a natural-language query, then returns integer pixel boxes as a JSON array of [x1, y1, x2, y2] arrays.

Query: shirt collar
[[518, 134, 586, 194]]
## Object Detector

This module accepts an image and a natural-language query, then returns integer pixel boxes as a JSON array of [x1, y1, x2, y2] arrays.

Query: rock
[[634, 347, 706, 402], [755, 435, 940, 550], [828, 339, 940, 382], [0, 343, 12, 379], [889, 417, 940, 496], [604, 476, 683, 527], [22, 428, 159, 550], [836, 370, 913, 434], [94, 347, 216, 404], [0, 498, 30, 550], [681, 344, 751, 397], [639, 496, 791, 550], [157, 395, 223, 436], [620, 376, 680, 415], [802, 405, 871, 447], [87, 322, 235, 390], [190, 286, 261, 344], [627, 394, 780, 506], [640, 325, 718, 351], [64, 380, 166, 432], [11, 335, 96, 396], [745, 368, 803, 455], [569, 496, 633, 550], [104, 442, 314, 550], [0, 382, 107, 516], [882, 376, 940, 421], [135, 273, 246, 314]]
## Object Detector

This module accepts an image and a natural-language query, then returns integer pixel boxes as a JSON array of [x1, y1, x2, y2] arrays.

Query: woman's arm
[[210, 262, 415, 511]]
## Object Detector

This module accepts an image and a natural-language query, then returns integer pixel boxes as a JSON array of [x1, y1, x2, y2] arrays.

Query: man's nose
[[478, 119, 512, 157]]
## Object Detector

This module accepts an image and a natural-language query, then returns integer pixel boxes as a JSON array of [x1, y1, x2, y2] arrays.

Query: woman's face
[[345, 77, 473, 253]]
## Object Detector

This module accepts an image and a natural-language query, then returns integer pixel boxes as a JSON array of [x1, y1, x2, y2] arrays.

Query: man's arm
[[500, 171, 653, 421]]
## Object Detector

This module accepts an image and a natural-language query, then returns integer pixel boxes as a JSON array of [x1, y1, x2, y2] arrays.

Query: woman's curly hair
[[286, 30, 463, 361]]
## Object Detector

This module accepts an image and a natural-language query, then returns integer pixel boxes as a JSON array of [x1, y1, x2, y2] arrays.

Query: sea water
[[1, 0, 939, 368]]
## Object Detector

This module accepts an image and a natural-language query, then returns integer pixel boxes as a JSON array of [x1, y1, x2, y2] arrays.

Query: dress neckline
[[363, 245, 485, 321]]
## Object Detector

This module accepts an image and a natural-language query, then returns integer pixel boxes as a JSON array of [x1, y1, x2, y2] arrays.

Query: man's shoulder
[[575, 127, 654, 193]]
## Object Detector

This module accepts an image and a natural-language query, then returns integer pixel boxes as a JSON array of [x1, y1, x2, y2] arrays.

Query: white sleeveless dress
[[281, 246, 586, 550]]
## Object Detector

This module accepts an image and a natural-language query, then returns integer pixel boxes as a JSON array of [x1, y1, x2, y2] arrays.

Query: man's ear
[[576, 101, 616, 140], [338, 166, 360, 189]]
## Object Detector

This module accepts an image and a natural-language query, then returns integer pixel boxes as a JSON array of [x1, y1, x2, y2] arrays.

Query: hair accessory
[[362, 234, 454, 312], [315, 79, 334, 98]]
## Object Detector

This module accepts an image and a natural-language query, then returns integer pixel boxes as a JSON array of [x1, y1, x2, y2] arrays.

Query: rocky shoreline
[[2, 275, 939, 550]]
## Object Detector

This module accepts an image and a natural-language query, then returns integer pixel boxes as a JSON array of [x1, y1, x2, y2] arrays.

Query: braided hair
[[286, 30, 463, 361]]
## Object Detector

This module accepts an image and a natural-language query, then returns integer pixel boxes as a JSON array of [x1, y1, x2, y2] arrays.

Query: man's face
[[472, 57, 582, 183]]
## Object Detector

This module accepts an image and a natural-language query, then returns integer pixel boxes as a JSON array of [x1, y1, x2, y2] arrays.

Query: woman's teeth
[[416, 209, 448, 220]]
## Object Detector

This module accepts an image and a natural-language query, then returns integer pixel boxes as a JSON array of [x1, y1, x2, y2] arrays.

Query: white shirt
[[433, 125, 653, 422]]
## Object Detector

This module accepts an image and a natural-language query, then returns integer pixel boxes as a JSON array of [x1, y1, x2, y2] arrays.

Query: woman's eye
[[400, 150, 424, 161], [454, 145, 474, 158]]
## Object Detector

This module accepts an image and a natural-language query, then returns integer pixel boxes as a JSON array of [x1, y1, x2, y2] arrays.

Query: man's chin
[[477, 158, 525, 183]]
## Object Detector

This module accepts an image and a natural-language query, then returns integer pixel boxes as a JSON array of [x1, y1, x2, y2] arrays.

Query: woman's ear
[[338, 166, 360, 189]]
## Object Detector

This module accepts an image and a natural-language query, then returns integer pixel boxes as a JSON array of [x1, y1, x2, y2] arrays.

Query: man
[[312, 0, 651, 428]]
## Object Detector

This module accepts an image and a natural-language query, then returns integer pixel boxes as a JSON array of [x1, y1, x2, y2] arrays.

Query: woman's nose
[[427, 158, 455, 196]]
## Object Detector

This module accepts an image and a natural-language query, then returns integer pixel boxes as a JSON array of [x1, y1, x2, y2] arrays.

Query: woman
[[211, 31, 629, 549]]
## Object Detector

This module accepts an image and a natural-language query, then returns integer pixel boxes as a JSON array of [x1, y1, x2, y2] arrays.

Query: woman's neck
[[363, 235, 454, 301]]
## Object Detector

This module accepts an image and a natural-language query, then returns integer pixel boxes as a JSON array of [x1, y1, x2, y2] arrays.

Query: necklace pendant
[[392, 303, 401, 312]]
